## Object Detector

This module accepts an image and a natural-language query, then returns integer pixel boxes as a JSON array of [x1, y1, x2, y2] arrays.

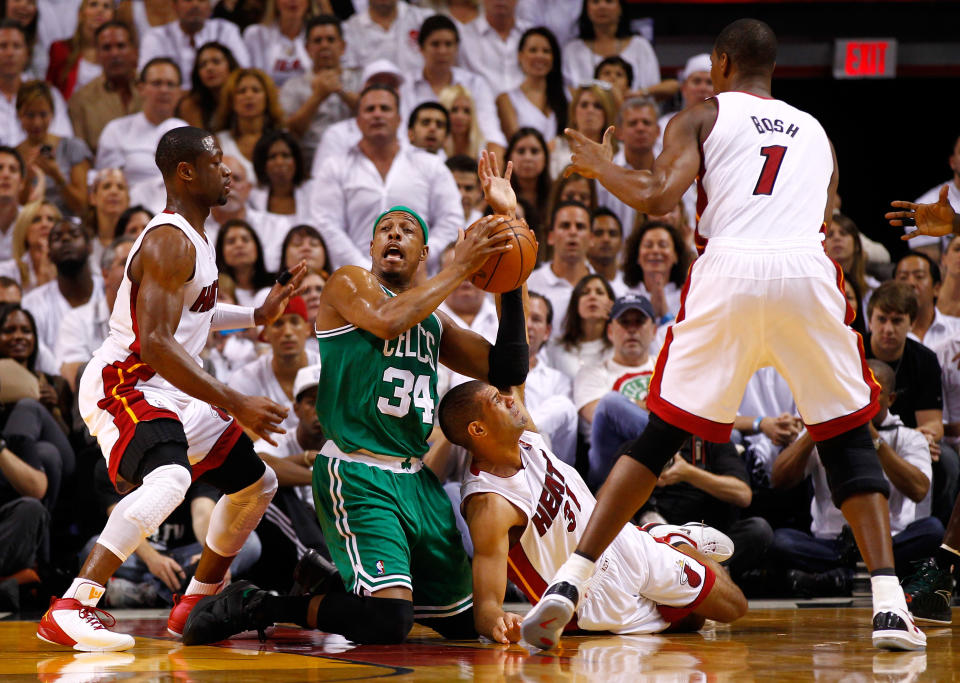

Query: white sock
[[552, 553, 596, 593], [64, 578, 106, 607], [871, 574, 907, 615], [185, 577, 222, 597]]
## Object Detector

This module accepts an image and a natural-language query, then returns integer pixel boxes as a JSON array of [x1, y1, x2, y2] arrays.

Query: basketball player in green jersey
[[182, 152, 531, 645]]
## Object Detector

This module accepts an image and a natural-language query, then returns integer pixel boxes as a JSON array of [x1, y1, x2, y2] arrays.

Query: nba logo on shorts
[[376, 560, 385, 576]]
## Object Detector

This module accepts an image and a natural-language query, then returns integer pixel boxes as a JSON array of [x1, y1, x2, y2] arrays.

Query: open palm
[[478, 150, 517, 216]]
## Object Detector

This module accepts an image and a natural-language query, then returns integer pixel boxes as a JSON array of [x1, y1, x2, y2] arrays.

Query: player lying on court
[[438, 359, 747, 644]]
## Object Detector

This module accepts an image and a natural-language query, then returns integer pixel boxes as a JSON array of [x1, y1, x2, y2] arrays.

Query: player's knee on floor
[[316, 594, 414, 644], [816, 423, 890, 508], [621, 413, 690, 476], [417, 609, 477, 640]]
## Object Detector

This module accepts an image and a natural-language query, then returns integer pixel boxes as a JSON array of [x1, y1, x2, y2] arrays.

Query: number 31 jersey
[[315, 285, 442, 460], [696, 91, 833, 242]]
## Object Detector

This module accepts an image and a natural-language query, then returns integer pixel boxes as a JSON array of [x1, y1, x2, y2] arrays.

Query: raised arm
[[464, 492, 527, 643], [132, 226, 289, 444], [565, 100, 715, 216]]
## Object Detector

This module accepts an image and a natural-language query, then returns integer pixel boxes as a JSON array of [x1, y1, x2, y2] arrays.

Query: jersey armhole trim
[[460, 489, 531, 529], [124, 223, 198, 285], [316, 322, 357, 338]]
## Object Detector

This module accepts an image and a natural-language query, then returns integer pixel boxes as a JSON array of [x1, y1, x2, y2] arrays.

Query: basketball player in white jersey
[[522, 19, 926, 651], [438, 379, 747, 644], [36, 126, 306, 652]]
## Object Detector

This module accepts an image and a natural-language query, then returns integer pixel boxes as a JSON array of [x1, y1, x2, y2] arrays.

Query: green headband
[[373, 205, 429, 244]]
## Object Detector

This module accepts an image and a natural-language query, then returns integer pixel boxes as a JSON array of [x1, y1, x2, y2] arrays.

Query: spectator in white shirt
[[308, 83, 464, 271], [516, 0, 580, 47], [95, 58, 188, 199], [402, 14, 505, 158], [546, 272, 613, 378], [457, 0, 527, 94], [561, 0, 659, 93], [445, 154, 483, 226], [895, 251, 960, 350], [0, 145, 26, 261], [243, 0, 314, 89], [342, 0, 430, 75], [547, 82, 616, 180], [0, 21, 73, 147], [247, 130, 312, 243], [137, 0, 249, 78], [526, 199, 593, 335], [214, 217, 276, 307], [654, 53, 712, 155], [229, 295, 319, 435], [524, 290, 577, 464], [574, 293, 656, 489], [407, 101, 448, 156], [0, 197, 58, 292], [55, 234, 133, 390], [280, 14, 360, 170], [587, 206, 623, 294], [937, 235, 960, 322], [22, 217, 103, 352], [621, 220, 690, 325]]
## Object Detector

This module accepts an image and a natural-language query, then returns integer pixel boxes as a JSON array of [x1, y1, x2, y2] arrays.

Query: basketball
[[468, 215, 539, 293]]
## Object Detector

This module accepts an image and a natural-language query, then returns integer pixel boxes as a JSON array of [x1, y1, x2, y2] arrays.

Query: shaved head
[[714, 18, 777, 75]]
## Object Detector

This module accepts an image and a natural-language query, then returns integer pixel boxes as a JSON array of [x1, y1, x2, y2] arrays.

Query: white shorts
[[647, 237, 878, 442], [79, 356, 242, 485], [577, 525, 713, 634]]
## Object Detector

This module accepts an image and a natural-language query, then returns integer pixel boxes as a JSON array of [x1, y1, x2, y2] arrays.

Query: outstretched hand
[[564, 126, 616, 180], [254, 260, 309, 325], [479, 150, 517, 216], [886, 184, 958, 240]]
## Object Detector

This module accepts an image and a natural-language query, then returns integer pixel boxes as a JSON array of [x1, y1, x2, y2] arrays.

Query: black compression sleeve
[[487, 288, 529, 389]]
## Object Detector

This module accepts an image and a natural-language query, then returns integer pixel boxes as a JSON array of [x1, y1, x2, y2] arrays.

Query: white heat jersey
[[93, 211, 219, 394], [696, 91, 833, 242]]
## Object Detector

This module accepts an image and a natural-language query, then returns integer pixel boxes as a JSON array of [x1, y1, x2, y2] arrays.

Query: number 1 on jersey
[[753, 145, 787, 196]]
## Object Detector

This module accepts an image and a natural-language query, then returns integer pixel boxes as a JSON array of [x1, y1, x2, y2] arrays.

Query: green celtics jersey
[[315, 287, 442, 459]]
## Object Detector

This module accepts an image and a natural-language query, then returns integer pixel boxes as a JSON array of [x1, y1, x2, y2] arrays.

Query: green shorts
[[313, 453, 473, 619]]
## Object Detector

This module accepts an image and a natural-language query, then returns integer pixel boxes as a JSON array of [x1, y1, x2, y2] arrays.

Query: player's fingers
[[602, 125, 616, 147], [477, 150, 490, 180], [888, 201, 917, 211], [940, 184, 950, 203], [564, 128, 590, 146], [503, 159, 512, 182]]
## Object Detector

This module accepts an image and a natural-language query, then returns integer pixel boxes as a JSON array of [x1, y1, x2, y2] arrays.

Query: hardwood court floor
[[1, 606, 955, 681]]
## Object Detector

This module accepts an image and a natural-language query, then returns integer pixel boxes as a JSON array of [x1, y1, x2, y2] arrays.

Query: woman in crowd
[[547, 168, 597, 216], [279, 224, 330, 277], [175, 42, 239, 130], [547, 273, 615, 379], [506, 127, 551, 240], [116, 0, 175, 42], [85, 168, 130, 261], [298, 268, 325, 331], [45, 0, 114, 98], [249, 129, 310, 224], [844, 278, 867, 338], [496, 26, 566, 144], [244, 0, 316, 88], [2, 0, 40, 74], [439, 84, 486, 161], [562, 0, 660, 93], [15, 80, 92, 216], [0, 200, 59, 292], [212, 68, 285, 182], [548, 82, 616, 179], [825, 213, 878, 311], [113, 204, 152, 239], [0, 303, 77, 508], [215, 218, 275, 306], [622, 220, 690, 324]]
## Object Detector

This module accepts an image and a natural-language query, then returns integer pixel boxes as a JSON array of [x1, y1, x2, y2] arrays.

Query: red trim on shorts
[[97, 354, 175, 485], [189, 420, 243, 481], [656, 560, 717, 624], [646, 268, 735, 442], [507, 544, 579, 631]]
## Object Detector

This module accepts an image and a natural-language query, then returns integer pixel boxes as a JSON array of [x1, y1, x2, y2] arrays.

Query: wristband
[[752, 416, 763, 433], [873, 437, 882, 450], [211, 302, 256, 331]]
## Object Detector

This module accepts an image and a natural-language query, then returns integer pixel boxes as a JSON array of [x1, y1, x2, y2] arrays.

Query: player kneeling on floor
[[437, 380, 748, 645]]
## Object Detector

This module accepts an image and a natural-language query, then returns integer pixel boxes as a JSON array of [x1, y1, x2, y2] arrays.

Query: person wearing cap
[[400, 15, 506, 160], [228, 296, 319, 436], [309, 82, 464, 272], [573, 293, 656, 489], [655, 53, 713, 155], [280, 15, 362, 171], [308, 59, 407, 179], [341, 0, 431, 76], [253, 363, 330, 592]]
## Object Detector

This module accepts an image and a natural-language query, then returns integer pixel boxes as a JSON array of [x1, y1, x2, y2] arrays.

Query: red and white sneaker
[[167, 594, 205, 637], [36, 597, 135, 652], [641, 521, 735, 562]]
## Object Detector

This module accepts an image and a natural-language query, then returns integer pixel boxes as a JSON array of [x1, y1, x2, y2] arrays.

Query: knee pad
[[98, 463, 191, 561], [205, 467, 277, 557], [417, 608, 477, 639], [316, 595, 414, 644], [621, 412, 689, 476], [816, 424, 890, 507]]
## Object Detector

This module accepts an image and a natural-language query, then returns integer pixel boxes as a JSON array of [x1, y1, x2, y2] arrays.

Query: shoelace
[[79, 605, 117, 631]]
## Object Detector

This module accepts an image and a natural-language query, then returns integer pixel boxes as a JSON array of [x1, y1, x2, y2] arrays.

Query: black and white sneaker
[[182, 581, 274, 646], [872, 608, 926, 651], [520, 582, 579, 650]]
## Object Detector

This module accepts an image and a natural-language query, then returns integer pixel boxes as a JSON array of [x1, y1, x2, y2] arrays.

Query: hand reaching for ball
[[479, 150, 517, 217]]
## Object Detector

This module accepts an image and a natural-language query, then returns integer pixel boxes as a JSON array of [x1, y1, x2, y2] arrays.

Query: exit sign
[[833, 39, 897, 79]]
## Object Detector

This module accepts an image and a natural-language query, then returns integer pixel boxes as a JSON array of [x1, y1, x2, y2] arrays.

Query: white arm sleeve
[[211, 303, 256, 331]]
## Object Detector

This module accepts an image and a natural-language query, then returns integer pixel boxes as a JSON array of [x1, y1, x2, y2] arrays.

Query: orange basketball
[[469, 216, 539, 293]]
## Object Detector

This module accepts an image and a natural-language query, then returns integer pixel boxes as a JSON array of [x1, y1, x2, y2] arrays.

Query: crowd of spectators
[[0, 0, 957, 611]]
